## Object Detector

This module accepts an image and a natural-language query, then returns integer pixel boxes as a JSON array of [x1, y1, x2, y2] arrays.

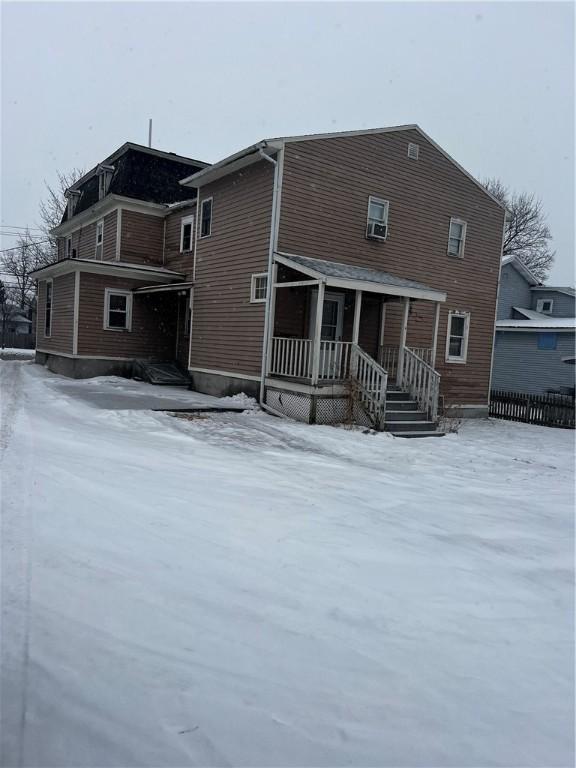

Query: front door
[[309, 291, 345, 377]]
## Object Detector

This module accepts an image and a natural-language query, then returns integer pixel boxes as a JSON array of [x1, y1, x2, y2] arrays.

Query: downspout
[[258, 145, 283, 405]]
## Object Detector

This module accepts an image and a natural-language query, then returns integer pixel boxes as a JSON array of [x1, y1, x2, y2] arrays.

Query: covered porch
[[264, 252, 446, 429]]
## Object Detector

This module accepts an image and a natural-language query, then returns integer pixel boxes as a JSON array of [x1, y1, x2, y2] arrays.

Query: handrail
[[269, 337, 312, 379], [350, 344, 388, 429], [400, 346, 440, 420]]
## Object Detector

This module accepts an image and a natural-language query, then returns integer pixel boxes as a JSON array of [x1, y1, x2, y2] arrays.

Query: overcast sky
[[1, 1, 574, 283]]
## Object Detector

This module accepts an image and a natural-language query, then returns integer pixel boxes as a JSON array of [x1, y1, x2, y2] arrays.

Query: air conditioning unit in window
[[366, 221, 388, 240]]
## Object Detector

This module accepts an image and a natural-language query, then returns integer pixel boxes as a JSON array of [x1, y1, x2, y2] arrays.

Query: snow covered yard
[[1, 361, 574, 767]]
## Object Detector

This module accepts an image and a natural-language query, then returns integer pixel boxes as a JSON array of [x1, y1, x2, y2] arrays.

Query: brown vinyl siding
[[163, 204, 196, 274], [36, 273, 75, 354], [277, 129, 505, 404], [56, 209, 117, 262], [120, 211, 164, 265], [190, 160, 274, 377], [102, 210, 117, 261], [77, 273, 176, 359]]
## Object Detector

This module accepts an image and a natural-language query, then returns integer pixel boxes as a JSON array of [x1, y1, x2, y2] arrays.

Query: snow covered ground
[[1, 361, 574, 767]]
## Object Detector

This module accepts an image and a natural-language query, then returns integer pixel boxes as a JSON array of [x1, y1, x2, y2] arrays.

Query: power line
[[0, 240, 52, 255], [0, 224, 44, 231]]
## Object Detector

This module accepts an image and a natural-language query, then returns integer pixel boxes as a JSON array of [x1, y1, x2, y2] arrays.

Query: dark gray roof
[[278, 252, 437, 293]]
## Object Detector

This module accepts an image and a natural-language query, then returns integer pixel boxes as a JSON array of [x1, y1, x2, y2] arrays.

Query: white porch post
[[310, 281, 325, 385], [431, 301, 441, 369], [265, 263, 278, 376], [398, 297, 410, 386], [352, 290, 362, 345], [378, 298, 386, 365]]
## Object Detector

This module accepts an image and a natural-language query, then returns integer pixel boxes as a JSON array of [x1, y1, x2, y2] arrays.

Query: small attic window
[[98, 165, 114, 200], [66, 190, 81, 218], [407, 142, 420, 160]]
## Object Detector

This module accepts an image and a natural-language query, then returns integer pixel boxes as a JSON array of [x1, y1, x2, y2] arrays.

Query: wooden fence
[[0, 332, 36, 350], [490, 390, 575, 429]]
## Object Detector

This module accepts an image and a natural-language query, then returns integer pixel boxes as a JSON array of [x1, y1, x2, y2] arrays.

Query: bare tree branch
[[483, 177, 555, 281]]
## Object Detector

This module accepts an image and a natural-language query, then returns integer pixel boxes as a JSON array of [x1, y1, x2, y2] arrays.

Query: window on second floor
[[445, 311, 470, 363], [95, 220, 104, 259], [366, 196, 389, 240], [180, 215, 194, 252], [448, 218, 467, 258], [537, 332, 557, 350], [44, 280, 53, 337], [536, 298, 554, 314], [66, 236, 72, 259], [250, 273, 268, 303], [200, 198, 212, 238]]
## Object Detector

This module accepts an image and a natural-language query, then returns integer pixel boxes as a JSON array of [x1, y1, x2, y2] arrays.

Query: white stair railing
[[399, 347, 440, 421], [350, 344, 388, 429], [269, 337, 312, 379], [318, 341, 353, 381]]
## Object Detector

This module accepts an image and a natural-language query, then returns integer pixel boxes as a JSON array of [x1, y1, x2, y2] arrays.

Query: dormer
[[97, 164, 115, 200], [65, 189, 81, 219]]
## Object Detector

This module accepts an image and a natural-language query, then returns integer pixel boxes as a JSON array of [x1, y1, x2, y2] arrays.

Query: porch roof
[[133, 281, 193, 295], [274, 252, 446, 303]]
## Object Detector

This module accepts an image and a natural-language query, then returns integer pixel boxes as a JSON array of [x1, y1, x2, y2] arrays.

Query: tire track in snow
[[1, 362, 35, 767]]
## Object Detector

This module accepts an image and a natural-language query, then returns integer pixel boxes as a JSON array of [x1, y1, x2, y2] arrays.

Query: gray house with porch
[[492, 256, 575, 396]]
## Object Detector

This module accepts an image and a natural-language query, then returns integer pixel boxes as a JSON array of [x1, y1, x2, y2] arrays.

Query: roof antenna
[[148, 119, 153, 148]]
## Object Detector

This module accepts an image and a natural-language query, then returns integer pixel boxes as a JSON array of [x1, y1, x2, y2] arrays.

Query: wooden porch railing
[[399, 347, 440, 421], [318, 341, 353, 381], [269, 337, 312, 378], [350, 344, 388, 428]]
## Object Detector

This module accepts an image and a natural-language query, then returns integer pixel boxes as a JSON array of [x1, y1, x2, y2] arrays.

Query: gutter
[[258, 146, 284, 405]]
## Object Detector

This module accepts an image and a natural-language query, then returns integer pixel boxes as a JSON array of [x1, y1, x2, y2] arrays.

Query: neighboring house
[[2, 304, 33, 334], [492, 256, 575, 396], [32, 126, 506, 433]]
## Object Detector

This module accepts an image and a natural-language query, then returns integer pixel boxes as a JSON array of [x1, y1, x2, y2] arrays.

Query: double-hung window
[[180, 215, 194, 252], [104, 289, 132, 331], [44, 280, 53, 337], [250, 273, 268, 303], [366, 196, 389, 240], [66, 236, 72, 259], [445, 311, 470, 363], [448, 218, 467, 257], [95, 220, 104, 259], [200, 198, 212, 238]]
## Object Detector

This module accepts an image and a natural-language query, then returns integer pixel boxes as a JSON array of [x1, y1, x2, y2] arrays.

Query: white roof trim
[[530, 286, 575, 297], [496, 318, 575, 330], [501, 255, 541, 286], [180, 142, 280, 187], [31, 258, 185, 284], [274, 252, 446, 303]]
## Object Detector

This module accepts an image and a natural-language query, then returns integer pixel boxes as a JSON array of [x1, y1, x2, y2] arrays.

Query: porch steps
[[134, 361, 191, 387], [384, 387, 444, 438]]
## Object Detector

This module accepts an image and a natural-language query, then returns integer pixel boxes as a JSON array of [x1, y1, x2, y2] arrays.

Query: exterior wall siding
[[497, 263, 533, 319], [492, 330, 576, 395], [531, 290, 575, 317], [36, 273, 75, 354], [77, 272, 176, 359], [277, 129, 505, 405], [119, 210, 164, 265], [190, 160, 274, 377], [56, 210, 117, 262]]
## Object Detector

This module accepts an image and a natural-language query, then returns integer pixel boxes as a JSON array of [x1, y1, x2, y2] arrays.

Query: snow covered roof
[[512, 307, 552, 321], [496, 317, 576, 330], [275, 251, 446, 302], [531, 286, 575, 297]]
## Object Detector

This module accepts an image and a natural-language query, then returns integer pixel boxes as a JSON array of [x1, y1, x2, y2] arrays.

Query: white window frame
[[536, 298, 554, 314], [250, 273, 268, 303], [200, 197, 213, 239], [103, 289, 132, 331], [447, 217, 467, 258], [66, 236, 72, 259], [407, 142, 420, 160], [445, 310, 470, 364], [95, 220, 104, 259], [366, 195, 389, 241], [44, 279, 53, 338], [180, 215, 195, 253]]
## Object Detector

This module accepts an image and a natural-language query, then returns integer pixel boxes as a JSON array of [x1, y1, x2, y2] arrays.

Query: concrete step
[[385, 410, 429, 422], [391, 430, 446, 439], [385, 419, 438, 432]]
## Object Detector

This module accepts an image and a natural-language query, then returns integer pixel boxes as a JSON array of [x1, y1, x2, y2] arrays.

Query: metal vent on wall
[[407, 142, 420, 160]]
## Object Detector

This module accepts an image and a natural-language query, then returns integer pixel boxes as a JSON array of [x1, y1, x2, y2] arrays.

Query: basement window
[[180, 215, 194, 252], [250, 273, 268, 303], [104, 289, 132, 331], [445, 311, 470, 363]]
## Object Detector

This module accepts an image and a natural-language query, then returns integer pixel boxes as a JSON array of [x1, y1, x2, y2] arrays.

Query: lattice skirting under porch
[[265, 387, 372, 428]]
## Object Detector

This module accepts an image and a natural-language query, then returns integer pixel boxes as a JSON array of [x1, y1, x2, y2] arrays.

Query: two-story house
[[492, 255, 575, 396], [32, 126, 506, 434]]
